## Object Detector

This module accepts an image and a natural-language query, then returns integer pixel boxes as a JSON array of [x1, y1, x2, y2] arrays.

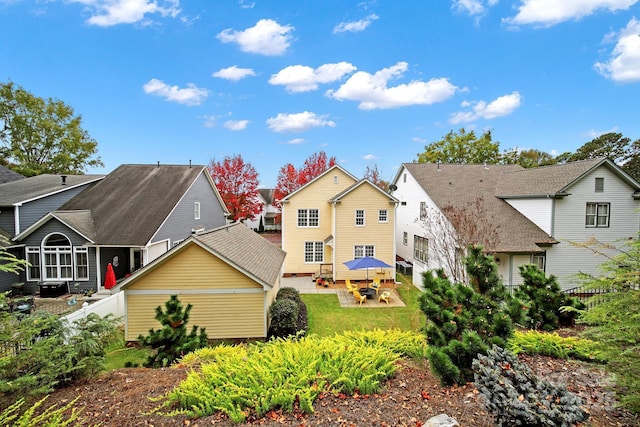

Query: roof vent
[[61, 175, 67, 185]]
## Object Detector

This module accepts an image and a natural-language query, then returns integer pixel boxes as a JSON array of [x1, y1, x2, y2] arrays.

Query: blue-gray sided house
[[0, 174, 105, 291], [7, 164, 230, 294]]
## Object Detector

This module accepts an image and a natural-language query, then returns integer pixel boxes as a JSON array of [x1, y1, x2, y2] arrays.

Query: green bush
[[268, 287, 307, 339], [0, 310, 119, 397], [516, 264, 584, 331], [268, 298, 299, 338], [473, 345, 588, 427], [420, 246, 521, 385], [138, 295, 208, 368]]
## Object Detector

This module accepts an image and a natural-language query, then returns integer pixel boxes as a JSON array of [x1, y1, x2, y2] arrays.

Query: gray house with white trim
[[7, 164, 229, 294], [392, 158, 640, 290]]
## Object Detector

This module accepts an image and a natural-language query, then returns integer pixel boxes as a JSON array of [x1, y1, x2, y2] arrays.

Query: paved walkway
[[280, 276, 405, 308]]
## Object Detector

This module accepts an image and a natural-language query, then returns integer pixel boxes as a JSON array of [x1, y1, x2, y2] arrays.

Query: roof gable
[[58, 164, 220, 245], [496, 157, 640, 197], [0, 165, 24, 184], [117, 222, 286, 290], [330, 179, 398, 203], [281, 165, 358, 202]]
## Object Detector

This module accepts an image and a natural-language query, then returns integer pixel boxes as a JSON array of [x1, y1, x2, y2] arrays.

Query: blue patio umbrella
[[343, 256, 393, 285]]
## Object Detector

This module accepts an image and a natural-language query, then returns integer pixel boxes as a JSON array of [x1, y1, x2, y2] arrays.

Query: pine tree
[[420, 245, 522, 385], [138, 295, 208, 368], [516, 264, 583, 331]]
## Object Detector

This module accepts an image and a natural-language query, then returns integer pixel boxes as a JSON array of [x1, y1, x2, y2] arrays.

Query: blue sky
[[1, 1, 639, 187]]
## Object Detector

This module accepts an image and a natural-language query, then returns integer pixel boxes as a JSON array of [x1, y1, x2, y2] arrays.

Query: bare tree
[[415, 197, 500, 283]]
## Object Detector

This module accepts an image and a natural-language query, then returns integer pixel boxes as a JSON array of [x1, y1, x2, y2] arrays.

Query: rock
[[424, 414, 460, 427]]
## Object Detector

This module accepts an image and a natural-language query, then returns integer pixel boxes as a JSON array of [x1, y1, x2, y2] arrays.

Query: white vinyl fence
[[63, 291, 125, 324]]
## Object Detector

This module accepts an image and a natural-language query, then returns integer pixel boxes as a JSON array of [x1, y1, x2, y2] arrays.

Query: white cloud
[[217, 19, 294, 56], [586, 126, 619, 138], [287, 138, 305, 145], [449, 91, 522, 124], [266, 111, 336, 133], [69, 0, 180, 26], [269, 62, 357, 93], [212, 66, 257, 81], [452, 0, 499, 16], [594, 18, 640, 82], [333, 14, 379, 33], [363, 154, 377, 160], [413, 137, 427, 143], [238, 0, 255, 9], [326, 62, 458, 110], [142, 79, 208, 106], [504, 0, 638, 27], [224, 120, 250, 131]]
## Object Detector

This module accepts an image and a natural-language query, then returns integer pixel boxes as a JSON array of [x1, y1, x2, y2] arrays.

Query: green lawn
[[301, 273, 426, 337]]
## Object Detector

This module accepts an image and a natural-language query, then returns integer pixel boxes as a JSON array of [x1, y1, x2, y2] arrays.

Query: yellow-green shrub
[[508, 330, 607, 363], [156, 329, 426, 423]]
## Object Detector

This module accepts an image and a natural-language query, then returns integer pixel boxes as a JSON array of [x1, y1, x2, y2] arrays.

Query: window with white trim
[[354, 245, 375, 258], [194, 202, 201, 220], [298, 209, 319, 227], [355, 209, 365, 226], [43, 233, 73, 280], [26, 247, 41, 281], [586, 202, 610, 227], [74, 247, 89, 280], [532, 254, 546, 271], [414, 235, 428, 263], [304, 241, 324, 263], [420, 202, 428, 221], [378, 209, 388, 223]]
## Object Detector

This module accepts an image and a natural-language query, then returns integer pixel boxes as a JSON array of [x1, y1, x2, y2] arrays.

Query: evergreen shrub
[[473, 345, 588, 427]]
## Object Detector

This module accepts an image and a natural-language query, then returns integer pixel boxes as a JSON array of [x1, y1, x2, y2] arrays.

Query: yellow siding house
[[281, 165, 398, 283], [115, 222, 286, 341]]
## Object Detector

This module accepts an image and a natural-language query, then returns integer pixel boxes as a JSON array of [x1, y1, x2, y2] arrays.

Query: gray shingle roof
[[0, 174, 104, 205], [194, 222, 286, 287], [403, 162, 556, 253], [495, 158, 611, 197], [52, 210, 96, 242], [59, 164, 207, 246], [258, 188, 275, 204], [0, 165, 24, 184]]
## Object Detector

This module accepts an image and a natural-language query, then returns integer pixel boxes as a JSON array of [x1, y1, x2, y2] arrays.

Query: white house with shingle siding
[[393, 158, 640, 291]]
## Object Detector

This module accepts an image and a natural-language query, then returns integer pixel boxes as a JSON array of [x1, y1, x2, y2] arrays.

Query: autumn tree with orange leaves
[[208, 154, 262, 222], [274, 151, 336, 205]]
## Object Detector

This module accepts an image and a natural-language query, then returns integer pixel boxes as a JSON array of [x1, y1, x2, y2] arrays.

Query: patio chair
[[369, 277, 381, 294], [378, 290, 392, 304], [346, 279, 357, 294], [353, 289, 367, 305]]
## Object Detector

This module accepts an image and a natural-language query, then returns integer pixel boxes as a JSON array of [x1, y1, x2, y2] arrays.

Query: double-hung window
[[304, 241, 324, 263], [26, 247, 41, 281], [74, 247, 89, 281], [586, 202, 610, 227], [414, 235, 428, 263], [420, 202, 428, 221], [43, 246, 73, 280], [354, 245, 375, 258], [378, 209, 388, 223], [355, 209, 365, 226], [298, 209, 319, 227]]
